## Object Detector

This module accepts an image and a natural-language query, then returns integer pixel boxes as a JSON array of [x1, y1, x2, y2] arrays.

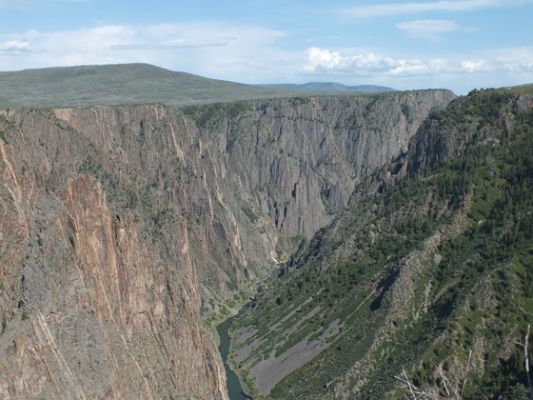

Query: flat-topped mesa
[[0, 89, 454, 399]]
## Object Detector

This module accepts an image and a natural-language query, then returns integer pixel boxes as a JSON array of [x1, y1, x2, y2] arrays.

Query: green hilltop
[[0, 63, 394, 109], [0, 63, 300, 108]]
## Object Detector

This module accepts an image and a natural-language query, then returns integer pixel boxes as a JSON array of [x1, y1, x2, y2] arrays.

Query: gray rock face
[[187, 91, 455, 241], [0, 90, 453, 399]]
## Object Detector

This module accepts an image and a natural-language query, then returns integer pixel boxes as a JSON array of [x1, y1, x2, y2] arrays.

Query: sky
[[0, 0, 532, 93]]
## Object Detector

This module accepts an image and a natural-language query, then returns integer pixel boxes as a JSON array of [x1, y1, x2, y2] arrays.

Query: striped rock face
[[0, 89, 453, 399]]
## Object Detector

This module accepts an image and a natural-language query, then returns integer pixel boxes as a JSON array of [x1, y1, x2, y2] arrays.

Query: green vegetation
[[242, 207, 259, 224], [263, 136, 276, 150], [151, 208, 174, 232], [0, 130, 6, 144], [231, 88, 533, 399], [21, 310, 28, 321], [0, 63, 307, 108], [181, 101, 251, 128]]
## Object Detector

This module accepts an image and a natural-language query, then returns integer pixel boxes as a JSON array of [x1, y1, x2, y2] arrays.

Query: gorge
[[0, 65, 532, 399]]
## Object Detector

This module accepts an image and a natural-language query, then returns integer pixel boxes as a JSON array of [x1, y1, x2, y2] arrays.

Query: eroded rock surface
[[0, 90, 453, 399]]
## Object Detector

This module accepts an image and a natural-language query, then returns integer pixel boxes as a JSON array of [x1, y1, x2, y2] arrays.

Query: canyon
[[0, 65, 454, 399], [1, 65, 532, 399]]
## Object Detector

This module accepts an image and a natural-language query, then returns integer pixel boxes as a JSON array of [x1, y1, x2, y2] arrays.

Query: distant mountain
[[258, 82, 396, 94], [0, 63, 303, 108]]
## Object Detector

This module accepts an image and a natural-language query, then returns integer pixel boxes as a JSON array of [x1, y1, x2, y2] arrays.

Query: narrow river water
[[217, 317, 252, 400]]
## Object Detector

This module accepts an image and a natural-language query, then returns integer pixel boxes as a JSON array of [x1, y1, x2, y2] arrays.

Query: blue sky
[[0, 0, 532, 93]]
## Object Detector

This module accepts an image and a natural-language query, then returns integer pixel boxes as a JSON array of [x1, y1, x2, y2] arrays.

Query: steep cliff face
[[183, 91, 454, 241], [0, 120, 228, 399], [0, 90, 453, 399], [231, 89, 533, 399]]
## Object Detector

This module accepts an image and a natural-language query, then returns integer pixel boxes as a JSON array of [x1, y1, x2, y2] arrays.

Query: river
[[217, 317, 252, 400]]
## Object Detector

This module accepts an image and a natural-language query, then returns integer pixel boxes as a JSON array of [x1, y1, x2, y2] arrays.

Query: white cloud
[[488, 47, 533, 72], [344, 0, 530, 18], [390, 58, 449, 75], [459, 60, 488, 73], [302, 46, 533, 93], [0, 39, 32, 54], [304, 47, 397, 73], [303, 48, 343, 71], [395, 20, 461, 38], [303, 47, 530, 78]]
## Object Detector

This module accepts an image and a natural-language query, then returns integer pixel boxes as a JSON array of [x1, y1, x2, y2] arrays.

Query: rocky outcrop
[[185, 91, 454, 241], [405, 90, 529, 175], [0, 90, 453, 399], [0, 174, 227, 399]]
